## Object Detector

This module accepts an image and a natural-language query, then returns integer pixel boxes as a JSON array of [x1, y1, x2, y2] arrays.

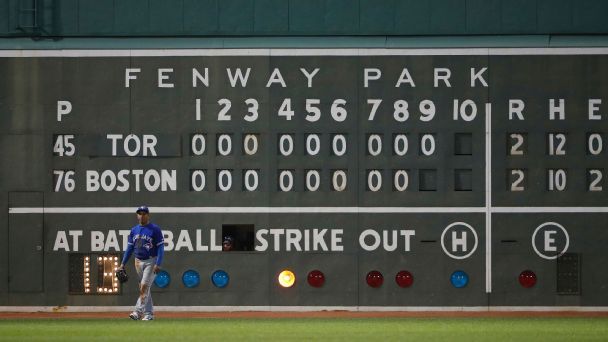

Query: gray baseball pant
[[134, 257, 156, 316]]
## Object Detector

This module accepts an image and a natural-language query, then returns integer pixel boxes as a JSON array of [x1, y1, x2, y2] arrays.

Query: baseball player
[[118, 206, 164, 321]]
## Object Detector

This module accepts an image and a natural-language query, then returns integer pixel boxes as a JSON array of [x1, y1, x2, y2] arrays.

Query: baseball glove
[[116, 268, 129, 283]]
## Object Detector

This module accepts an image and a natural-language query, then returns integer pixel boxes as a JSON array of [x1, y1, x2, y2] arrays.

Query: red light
[[366, 270, 383, 288], [519, 270, 537, 288], [307, 270, 325, 288], [395, 270, 414, 288]]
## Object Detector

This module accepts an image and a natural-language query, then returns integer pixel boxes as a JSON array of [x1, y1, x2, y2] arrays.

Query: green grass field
[[1, 317, 607, 341]]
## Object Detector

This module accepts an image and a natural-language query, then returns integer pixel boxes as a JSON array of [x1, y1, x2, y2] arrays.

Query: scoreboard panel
[[1, 49, 608, 308]]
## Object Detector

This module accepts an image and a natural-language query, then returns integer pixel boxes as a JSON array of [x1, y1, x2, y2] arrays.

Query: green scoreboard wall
[[2, 0, 608, 37], [1, 48, 607, 308]]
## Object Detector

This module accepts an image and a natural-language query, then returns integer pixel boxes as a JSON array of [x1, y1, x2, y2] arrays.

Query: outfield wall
[[1, 47, 608, 309]]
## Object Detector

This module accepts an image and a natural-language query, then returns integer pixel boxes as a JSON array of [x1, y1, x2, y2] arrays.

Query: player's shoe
[[142, 314, 154, 321], [129, 311, 141, 320]]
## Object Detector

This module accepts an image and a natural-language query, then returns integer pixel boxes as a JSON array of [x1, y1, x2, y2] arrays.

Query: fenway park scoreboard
[[2, 48, 608, 308]]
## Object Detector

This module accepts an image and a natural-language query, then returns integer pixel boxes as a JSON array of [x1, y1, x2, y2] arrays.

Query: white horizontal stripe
[[492, 207, 608, 213], [1, 306, 607, 313], [1, 47, 608, 58], [9, 206, 608, 214], [9, 207, 486, 214]]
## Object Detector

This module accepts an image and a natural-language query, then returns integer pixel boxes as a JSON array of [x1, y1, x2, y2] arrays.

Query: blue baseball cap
[[136, 206, 149, 214]]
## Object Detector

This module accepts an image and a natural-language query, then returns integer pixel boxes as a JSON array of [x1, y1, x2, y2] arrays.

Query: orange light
[[278, 270, 296, 288]]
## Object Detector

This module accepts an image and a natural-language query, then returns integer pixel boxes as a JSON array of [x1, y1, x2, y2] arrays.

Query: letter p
[[57, 101, 72, 121]]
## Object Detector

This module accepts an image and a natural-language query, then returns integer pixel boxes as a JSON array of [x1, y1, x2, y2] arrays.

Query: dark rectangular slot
[[222, 224, 255, 251], [557, 253, 581, 295]]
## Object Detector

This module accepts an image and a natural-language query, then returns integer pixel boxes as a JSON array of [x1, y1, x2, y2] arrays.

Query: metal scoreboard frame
[[2, 47, 608, 310]]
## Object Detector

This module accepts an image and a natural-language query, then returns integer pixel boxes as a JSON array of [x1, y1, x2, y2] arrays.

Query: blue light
[[182, 269, 201, 288], [154, 270, 171, 288], [450, 270, 469, 288], [211, 270, 230, 288]]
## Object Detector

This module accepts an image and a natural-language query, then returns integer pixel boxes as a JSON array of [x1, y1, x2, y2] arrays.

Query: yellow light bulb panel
[[68, 254, 121, 295]]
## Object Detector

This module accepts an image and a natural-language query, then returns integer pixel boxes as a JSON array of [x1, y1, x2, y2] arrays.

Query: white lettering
[[434, 68, 451, 87], [86, 169, 176, 192], [57, 101, 72, 121], [364, 68, 381, 88], [175, 230, 194, 251], [119, 230, 130, 251], [401, 230, 415, 251], [549, 99, 565, 120], [195, 229, 209, 251], [158, 68, 174, 88], [227, 68, 251, 87], [509, 99, 525, 120], [452, 231, 467, 252], [255, 229, 269, 251], [285, 229, 302, 252], [125, 68, 140, 87], [470, 67, 488, 87], [266, 68, 286, 87], [106, 134, 158, 157], [104, 230, 120, 251], [53, 231, 70, 251], [91, 231, 104, 252], [359, 229, 380, 251], [331, 229, 344, 251], [544, 231, 557, 252], [69, 231, 83, 251], [192, 68, 209, 87], [300, 68, 320, 88], [210, 229, 222, 251], [395, 68, 415, 87], [589, 99, 602, 120], [163, 231, 174, 251]]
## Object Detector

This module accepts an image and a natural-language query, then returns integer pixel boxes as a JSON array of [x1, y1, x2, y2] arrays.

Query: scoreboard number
[[243, 170, 259, 191], [217, 170, 233, 191], [393, 170, 410, 192], [305, 134, 321, 156], [548, 133, 567, 156], [191, 134, 206, 156], [244, 98, 259, 122], [53, 134, 75, 156], [305, 99, 321, 122], [508, 133, 525, 156], [588, 133, 603, 155], [509, 169, 526, 192], [217, 134, 233, 156], [217, 99, 231, 121], [588, 169, 603, 191], [305, 170, 321, 191], [393, 134, 409, 156], [243, 134, 259, 155], [548, 169, 567, 191], [331, 134, 347, 156], [331, 170, 347, 191], [53, 170, 76, 192], [190, 170, 206, 191]]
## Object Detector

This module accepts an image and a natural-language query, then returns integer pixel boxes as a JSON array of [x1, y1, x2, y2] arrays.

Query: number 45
[[53, 134, 75, 156]]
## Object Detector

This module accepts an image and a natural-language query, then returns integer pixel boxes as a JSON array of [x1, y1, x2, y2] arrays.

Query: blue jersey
[[122, 223, 164, 266]]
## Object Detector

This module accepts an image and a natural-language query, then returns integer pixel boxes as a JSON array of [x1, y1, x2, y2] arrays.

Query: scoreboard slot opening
[[221, 224, 255, 252]]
